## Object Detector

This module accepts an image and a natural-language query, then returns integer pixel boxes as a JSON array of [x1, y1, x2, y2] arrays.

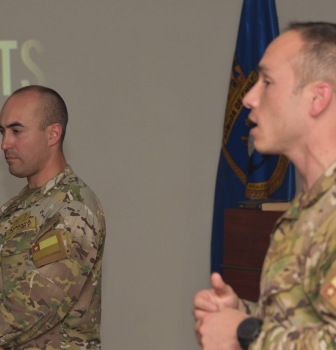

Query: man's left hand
[[197, 307, 248, 350]]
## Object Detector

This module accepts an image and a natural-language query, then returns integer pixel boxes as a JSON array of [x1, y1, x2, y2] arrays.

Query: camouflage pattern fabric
[[238, 161, 336, 349], [0, 166, 106, 349]]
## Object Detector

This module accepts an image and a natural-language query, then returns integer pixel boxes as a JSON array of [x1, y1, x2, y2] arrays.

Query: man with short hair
[[0, 85, 106, 349], [194, 22, 336, 349]]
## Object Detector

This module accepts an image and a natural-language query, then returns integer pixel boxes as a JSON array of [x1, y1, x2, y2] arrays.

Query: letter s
[[21, 40, 45, 87]]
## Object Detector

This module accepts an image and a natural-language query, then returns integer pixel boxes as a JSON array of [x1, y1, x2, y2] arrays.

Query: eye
[[13, 129, 21, 134], [263, 80, 271, 86]]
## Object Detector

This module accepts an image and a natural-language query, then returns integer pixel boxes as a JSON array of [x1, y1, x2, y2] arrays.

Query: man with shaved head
[[194, 22, 336, 349], [0, 85, 106, 349]]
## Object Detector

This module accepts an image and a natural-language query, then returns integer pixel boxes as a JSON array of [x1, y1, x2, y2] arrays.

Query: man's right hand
[[193, 273, 239, 319], [193, 272, 240, 345]]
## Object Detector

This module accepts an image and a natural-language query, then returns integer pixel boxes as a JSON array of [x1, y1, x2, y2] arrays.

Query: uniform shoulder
[[55, 171, 104, 216]]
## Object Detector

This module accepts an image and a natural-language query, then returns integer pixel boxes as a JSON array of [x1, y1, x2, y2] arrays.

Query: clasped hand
[[193, 273, 248, 350]]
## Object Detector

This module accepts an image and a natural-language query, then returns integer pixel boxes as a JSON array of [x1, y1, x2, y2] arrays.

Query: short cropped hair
[[12, 85, 68, 144], [286, 22, 336, 92]]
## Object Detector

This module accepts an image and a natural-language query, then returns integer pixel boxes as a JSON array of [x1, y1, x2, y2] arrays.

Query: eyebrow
[[257, 64, 269, 74], [0, 122, 25, 130]]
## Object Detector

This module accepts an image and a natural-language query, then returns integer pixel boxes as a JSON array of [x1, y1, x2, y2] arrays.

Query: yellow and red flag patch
[[32, 235, 60, 262], [32, 230, 67, 268]]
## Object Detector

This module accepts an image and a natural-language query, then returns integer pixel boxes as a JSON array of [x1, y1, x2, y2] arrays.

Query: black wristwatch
[[237, 317, 263, 350]]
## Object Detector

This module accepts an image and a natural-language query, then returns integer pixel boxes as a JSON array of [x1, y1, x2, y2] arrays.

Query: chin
[[254, 143, 276, 155], [255, 148, 281, 156], [9, 168, 27, 179]]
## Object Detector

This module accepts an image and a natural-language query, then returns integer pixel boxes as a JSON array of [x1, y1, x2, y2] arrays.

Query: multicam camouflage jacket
[[238, 161, 336, 349], [0, 166, 106, 349]]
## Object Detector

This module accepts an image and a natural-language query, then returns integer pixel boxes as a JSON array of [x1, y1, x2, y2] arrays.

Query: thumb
[[210, 272, 228, 296]]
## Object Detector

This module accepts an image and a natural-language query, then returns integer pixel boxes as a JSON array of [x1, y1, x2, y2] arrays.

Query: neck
[[27, 153, 67, 189], [289, 142, 336, 192], [288, 91, 336, 191]]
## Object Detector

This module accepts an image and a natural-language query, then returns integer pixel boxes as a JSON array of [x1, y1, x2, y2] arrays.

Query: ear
[[47, 123, 63, 146], [309, 82, 333, 117]]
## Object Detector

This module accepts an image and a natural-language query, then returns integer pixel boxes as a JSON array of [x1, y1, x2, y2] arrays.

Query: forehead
[[259, 31, 303, 73], [0, 92, 40, 125]]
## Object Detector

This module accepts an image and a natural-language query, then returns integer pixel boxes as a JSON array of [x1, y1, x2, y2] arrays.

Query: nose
[[1, 131, 12, 151], [242, 82, 259, 110]]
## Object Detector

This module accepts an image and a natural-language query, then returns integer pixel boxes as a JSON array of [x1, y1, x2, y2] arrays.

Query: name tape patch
[[6, 211, 37, 238]]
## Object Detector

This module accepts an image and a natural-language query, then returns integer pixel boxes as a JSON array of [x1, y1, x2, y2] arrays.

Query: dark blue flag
[[211, 0, 296, 274]]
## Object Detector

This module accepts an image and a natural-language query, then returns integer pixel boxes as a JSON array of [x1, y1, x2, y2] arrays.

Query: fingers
[[193, 307, 207, 321], [194, 316, 203, 345], [211, 272, 227, 295], [210, 273, 239, 309], [193, 291, 218, 312], [193, 304, 203, 345]]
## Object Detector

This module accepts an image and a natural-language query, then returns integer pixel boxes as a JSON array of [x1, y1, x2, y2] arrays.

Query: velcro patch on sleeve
[[321, 274, 336, 309], [32, 229, 68, 268]]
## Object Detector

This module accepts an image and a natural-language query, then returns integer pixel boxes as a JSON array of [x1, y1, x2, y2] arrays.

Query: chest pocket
[[0, 211, 37, 291], [1, 227, 38, 290], [260, 220, 302, 297], [261, 254, 301, 297], [260, 250, 309, 327], [2, 213, 38, 253], [260, 252, 322, 329]]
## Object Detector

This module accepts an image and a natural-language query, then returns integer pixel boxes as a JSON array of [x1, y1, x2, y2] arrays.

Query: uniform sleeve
[[250, 296, 336, 350], [249, 234, 336, 349], [238, 299, 258, 315], [0, 201, 105, 348]]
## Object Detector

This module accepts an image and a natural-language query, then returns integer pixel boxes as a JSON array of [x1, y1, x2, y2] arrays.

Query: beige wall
[[0, 1, 335, 349]]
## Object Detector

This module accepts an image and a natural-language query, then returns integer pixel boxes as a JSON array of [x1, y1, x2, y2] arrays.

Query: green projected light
[[0, 40, 45, 96]]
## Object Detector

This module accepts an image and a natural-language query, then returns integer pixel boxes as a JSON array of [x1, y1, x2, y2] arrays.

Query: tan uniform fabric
[[239, 161, 336, 349], [0, 166, 105, 349]]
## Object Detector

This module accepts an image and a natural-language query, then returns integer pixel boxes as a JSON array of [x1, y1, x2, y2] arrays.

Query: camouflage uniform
[[239, 161, 336, 349], [0, 166, 105, 349]]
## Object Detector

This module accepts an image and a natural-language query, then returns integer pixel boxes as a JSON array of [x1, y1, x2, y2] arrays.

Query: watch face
[[241, 317, 260, 338], [237, 317, 263, 350]]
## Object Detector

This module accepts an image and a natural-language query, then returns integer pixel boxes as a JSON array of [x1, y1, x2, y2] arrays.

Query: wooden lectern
[[222, 209, 283, 301]]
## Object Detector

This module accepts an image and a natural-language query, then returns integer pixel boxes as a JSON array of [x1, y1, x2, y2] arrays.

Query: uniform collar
[[33, 165, 73, 197], [1, 165, 73, 215], [284, 160, 336, 220]]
